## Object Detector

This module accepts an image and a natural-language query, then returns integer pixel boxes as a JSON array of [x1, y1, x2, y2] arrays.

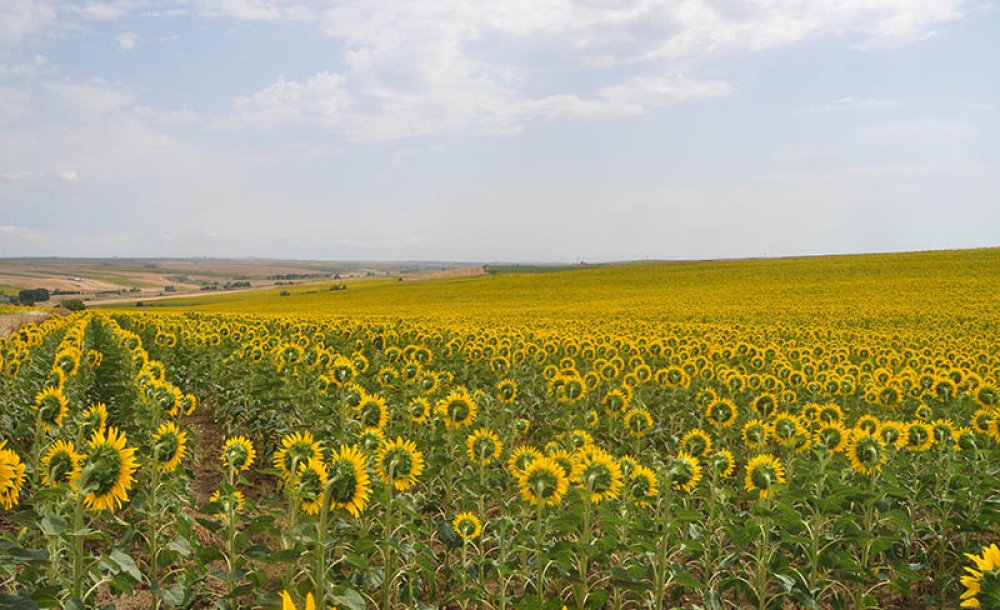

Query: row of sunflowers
[[1, 305, 998, 609]]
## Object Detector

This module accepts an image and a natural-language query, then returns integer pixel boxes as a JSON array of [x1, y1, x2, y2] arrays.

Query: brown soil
[[401, 265, 488, 282]]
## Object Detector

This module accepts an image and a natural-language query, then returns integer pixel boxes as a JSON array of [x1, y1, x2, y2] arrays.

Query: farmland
[[1, 247, 999, 609]]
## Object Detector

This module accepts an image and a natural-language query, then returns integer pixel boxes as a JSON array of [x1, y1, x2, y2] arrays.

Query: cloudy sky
[[0, 0, 997, 262]]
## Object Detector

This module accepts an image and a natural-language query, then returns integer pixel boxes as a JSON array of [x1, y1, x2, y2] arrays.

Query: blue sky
[[0, 0, 997, 262]]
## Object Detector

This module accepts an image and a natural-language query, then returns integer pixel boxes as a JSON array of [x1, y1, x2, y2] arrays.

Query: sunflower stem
[[535, 499, 545, 605], [382, 479, 395, 610], [70, 489, 85, 602]]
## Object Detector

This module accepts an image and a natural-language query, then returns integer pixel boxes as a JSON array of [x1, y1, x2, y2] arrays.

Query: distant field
[[115, 248, 1000, 332], [0, 258, 478, 306]]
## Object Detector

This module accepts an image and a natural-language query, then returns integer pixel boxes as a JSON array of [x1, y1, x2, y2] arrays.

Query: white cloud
[[0, 0, 57, 46], [808, 97, 900, 113], [45, 80, 134, 117], [0, 170, 36, 181], [133, 105, 198, 125], [116, 31, 138, 49], [0, 86, 29, 123], [228, 0, 963, 140], [854, 119, 974, 140], [197, 0, 312, 21], [58, 168, 78, 181]]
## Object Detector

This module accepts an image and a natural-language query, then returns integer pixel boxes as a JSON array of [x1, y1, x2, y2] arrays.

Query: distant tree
[[17, 288, 50, 305], [164, 285, 177, 292], [62, 299, 86, 311]]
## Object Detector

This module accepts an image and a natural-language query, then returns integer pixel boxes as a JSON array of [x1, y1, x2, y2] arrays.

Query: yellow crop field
[[2, 247, 1000, 610]]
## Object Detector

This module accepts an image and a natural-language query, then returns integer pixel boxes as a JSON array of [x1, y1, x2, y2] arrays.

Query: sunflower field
[[1, 248, 999, 609]]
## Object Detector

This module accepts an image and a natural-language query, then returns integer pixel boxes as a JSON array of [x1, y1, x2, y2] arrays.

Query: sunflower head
[[961, 543, 1000, 608], [574, 446, 623, 503], [705, 399, 738, 428], [516, 456, 569, 508], [41, 439, 83, 488], [0, 442, 27, 509], [814, 422, 848, 453], [742, 419, 770, 449], [744, 453, 785, 500], [847, 433, 885, 475], [79, 427, 140, 512], [710, 450, 736, 478], [622, 407, 653, 437], [274, 431, 323, 479], [354, 394, 389, 431], [628, 464, 659, 506], [453, 512, 483, 541], [296, 457, 328, 516], [209, 487, 246, 520], [438, 389, 478, 429], [152, 420, 187, 473], [680, 428, 713, 457], [467, 429, 504, 464], [376, 437, 425, 492], [496, 379, 518, 403], [669, 452, 702, 494], [35, 386, 69, 432], [408, 397, 432, 423], [79, 402, 108, 438], [221, 436, 256, 473], [327, 444, 371, 518]]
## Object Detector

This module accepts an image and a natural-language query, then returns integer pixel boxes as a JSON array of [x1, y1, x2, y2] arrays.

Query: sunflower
[[466, 429, 504, 464], [960, 543, 1000, 608], [751, 393, 778, 419], [296, 457, 328, 516], [41, 439, 83, 488], [376, 437, 425, 492], [742, 419, 771, 450], [438, 388, 478, 429], [0, 441, 27, 509], [79, 427, 140, 512], [508, 445, 543, 477], [354, 393, 389, 431], [855, 415, 881, 436], [930, 419, 956, 448], [35, 386, 69, 432], [79, 402, 109, 437], [358, 427, 385, 452], [585, 410, 599, 428], [181, 393, 198, 416], [150, 420, 187, 473], [973, 384, 1000, 409], [545, 448, 579, 481], [408, 397, 432, 423], [274, 431, 324, 479], [622, 407, 654, 437], [744, 454, 784, 499], [878, 420, 907, 448], [904, 422, 934, 452], [680, 428, 712, 457], [628, 464, 659, 506], [280, 590, 316, 610], [847, 432, 885, 475], [972, 409, 995, 434], [669, 452, 701, 493], [955, 427, 978, 452], [770, 414, 800, 447], [209, 487, 246, 519], [574, 446, 623, 503], [814, 422, 848, 453], [221, 436, 256, 473], [516, 457, 569, 507], [326, 444, 371, 518], [513, 418, 530, 435], [567, 429, 592, 450], [705, 399, 738, 428], [710, 450, 736, 478], [453, 512, 483, 541], [496, 379, 518, 403]]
